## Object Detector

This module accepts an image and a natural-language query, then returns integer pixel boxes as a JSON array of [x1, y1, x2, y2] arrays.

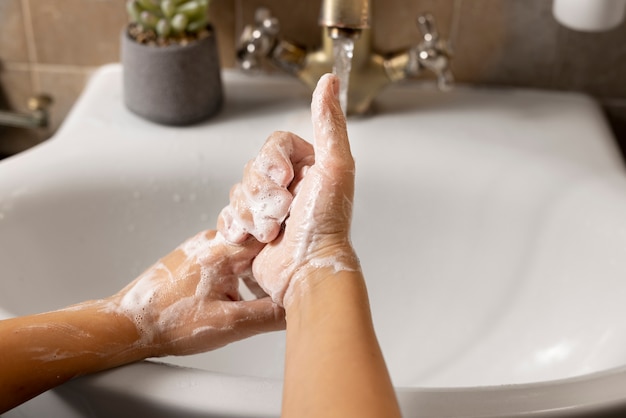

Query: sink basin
[[3, 64, 626, 417]]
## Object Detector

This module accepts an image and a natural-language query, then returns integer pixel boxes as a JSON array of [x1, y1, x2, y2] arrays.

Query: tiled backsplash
[[1, 0, 625, 156]]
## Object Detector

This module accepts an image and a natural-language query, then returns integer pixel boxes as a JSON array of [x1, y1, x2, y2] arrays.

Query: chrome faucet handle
[[237, 8, 280, 72], [409, 13, 454, 90], [417, 13, 439, 44]]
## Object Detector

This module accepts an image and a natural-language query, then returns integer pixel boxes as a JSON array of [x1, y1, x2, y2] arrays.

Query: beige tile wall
[[0, 0, 625, 156]]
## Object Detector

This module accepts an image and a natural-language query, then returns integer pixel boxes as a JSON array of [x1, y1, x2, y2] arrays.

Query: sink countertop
[[18, 63, 623, 176]]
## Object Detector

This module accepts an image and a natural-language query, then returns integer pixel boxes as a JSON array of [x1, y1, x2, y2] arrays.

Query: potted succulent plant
[[122, 0, 223, 126]]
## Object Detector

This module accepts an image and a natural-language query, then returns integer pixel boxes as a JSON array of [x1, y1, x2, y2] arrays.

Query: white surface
[[2, 64, 626, 417], [553, 0, 626, 31]]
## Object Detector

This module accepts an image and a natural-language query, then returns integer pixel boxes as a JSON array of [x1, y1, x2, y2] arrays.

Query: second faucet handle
[[237, 8, 280, 72], [417, 13, 440, 44], [410, 13, 454, 90]]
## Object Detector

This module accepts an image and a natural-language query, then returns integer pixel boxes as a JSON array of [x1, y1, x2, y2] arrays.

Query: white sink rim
[[2, 64, 626, 417]]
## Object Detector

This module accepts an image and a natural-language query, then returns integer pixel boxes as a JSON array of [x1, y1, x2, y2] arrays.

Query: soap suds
[[220, 175, 292, 245], [87, 231, 247, 352], [23, 74, 357, 363], [246, 75, 360, 307]]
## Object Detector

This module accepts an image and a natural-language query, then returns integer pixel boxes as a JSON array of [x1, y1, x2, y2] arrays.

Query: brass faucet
[[237, 0, 453, 115], [319, 0, 370, 33]]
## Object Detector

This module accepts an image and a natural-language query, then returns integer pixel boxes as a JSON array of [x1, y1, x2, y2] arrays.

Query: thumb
[[310, 74, 353, 172]]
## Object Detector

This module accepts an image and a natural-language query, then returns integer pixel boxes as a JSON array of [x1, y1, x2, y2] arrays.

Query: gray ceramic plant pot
[[121, 25, 223, 126]]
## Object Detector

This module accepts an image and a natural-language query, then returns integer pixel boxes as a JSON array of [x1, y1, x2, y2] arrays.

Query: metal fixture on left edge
[[0, 95, 52, 129]]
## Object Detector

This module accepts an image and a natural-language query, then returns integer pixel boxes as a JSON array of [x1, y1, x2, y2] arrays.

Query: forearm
[[0, 302, 146, 413], [282, 269, 401, 418]]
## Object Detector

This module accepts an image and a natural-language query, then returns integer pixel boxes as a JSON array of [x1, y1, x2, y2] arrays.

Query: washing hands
[[117, 72, 360, 356], [103, 230, 281, 357], [86, 73, 357, 358], [218, 73, 360, 308], [218, 74, 399, 417], [0, 73, 400, 418]]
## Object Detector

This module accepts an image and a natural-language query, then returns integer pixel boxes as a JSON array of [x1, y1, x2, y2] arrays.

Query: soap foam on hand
[[218, 177, 292, 245], [92, 229, 272, 355], [103, 231, 232, 348], [217, 131, 315, 246], [239, 74, 361, 308]]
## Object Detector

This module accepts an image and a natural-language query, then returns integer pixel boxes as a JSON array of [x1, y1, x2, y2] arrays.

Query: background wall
[[0, 0, 625, 157]]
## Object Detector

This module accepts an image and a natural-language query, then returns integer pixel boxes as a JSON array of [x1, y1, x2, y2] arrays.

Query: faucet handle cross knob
[[417, 13, 439, 44], [411, 13, 454, 91], [237, 8, 280, 72]]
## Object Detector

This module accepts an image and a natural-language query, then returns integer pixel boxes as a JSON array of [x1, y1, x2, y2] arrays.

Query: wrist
[[283, 249, 361, 311]]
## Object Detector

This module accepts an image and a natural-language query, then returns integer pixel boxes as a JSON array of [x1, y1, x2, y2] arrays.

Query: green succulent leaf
[[176, 1, 202, 19], [161, 0, 176, 18], [187, 15, 207, 32], [137, 0, 160, 12], [156, 18, 172, 37], [171, 13, 189, 33], [140, 10, 159, 28], [126, 0, 142, 22], [127, 0, 209, 36]]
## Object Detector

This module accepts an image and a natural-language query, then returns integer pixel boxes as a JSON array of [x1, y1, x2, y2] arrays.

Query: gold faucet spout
[[295, 29, 389, 115], [319, 0, 371, 32]]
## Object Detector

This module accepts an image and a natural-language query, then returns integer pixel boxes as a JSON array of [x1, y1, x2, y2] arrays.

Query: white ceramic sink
[[3, 64, 626, 417]]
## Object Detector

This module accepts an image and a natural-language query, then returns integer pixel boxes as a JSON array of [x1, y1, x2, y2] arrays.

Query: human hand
[[217, 130, 314, 244], [218, 74, 360, 307], [104, 230, 285, 357]]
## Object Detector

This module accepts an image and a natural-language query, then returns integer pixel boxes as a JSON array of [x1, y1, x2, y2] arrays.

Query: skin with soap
[[0, 73, 400, 417], [0, 230, 284, 413], [218, 129, 314, 245], [220, 74, 401, 417]]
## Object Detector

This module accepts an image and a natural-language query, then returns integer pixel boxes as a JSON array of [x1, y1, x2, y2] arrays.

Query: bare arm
[[283, 269, 400, 418], [0, 303, 145, 412], [0, 231, 284, 414]]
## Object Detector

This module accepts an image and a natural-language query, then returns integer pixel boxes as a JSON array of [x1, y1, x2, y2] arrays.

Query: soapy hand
[[217, 131, 314, 244], [100, 74, 354, 355], [218, 74, 359, 307], [104, 230, 285, 357]]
